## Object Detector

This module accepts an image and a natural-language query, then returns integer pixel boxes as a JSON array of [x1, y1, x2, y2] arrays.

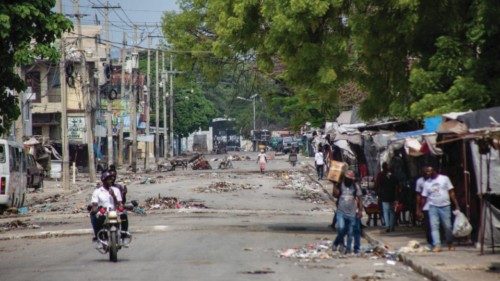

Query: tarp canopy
[[394, 116, 442, 140], [470, 142, 500, 195], [457, 107, 500, 130]]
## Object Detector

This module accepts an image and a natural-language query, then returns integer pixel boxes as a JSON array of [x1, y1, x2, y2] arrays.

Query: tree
[[162, 0, 500, 125], [0, 0, 71, 135], [173, 85, 216, 138]]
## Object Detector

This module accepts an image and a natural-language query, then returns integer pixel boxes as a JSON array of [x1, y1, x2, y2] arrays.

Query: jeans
[[423, 210, 433, 245], [382, 202, 395, 230], [333, 211, 356, 250], [346, 217, 361, 253], [316, 164, 324, 180], [428, 205, 453, 247]]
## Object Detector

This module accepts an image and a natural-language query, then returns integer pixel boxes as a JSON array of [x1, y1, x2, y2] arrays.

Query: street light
[[237, 94, 257, 131]]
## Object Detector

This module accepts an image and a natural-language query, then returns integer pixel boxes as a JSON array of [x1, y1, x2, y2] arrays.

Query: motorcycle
[[95, 208, 132, 262]]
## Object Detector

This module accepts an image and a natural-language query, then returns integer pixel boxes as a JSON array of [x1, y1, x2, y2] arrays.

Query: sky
[[61, 0, 180, 51]]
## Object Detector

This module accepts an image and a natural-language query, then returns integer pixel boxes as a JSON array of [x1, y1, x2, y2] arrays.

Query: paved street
[[0, 153, 425, 281]]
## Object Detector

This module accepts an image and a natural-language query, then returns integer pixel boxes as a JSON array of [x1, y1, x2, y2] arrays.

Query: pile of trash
[[273, 172, 329, 204], [144, 195, 208, 210], [228, 154, 251, 161], [0, 220, 40, 232], [194, 181, 258, 193], [279, 239, 334, 261], [397, 240, 430, 254], [278, 239, 390, 263]]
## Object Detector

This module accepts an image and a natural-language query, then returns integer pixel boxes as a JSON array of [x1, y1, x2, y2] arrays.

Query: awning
[[457, 106, 500, 130]]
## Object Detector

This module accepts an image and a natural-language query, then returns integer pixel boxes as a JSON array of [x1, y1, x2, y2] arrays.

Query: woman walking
[[257, 149, 267, 173]]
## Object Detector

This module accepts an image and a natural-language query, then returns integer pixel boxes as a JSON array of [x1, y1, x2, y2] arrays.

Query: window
[[48, 67, 61, 102], [25, 71, 41, 103]]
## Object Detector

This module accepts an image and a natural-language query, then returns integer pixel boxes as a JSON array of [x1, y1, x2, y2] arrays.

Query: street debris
[[194, 181, 258, 193], [144, 195, 208, 210], [397, 240, 430, 254], [0, 220, 40, 232], [240, 268, 275, 274], [273, 171, 329, 204], [278, 239, 334, 261]]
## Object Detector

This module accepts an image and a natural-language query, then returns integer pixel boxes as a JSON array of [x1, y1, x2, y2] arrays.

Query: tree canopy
[[0, 0, 71, 135], [162, 0, 499, 127]]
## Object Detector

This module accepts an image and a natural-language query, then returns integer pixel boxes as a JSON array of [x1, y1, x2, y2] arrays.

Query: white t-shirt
[[315, 152, 325, 165], [257, 153, 267, 164], [421, 175, 454, 207], [91, 186, 123, 210], [415, 177, 430, 211]]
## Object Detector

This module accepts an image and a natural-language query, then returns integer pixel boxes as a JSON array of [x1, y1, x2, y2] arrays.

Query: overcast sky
[[62, 0, 180, 50]]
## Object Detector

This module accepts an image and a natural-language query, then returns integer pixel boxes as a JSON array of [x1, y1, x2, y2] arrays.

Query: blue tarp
[[394, 116, 442, 140]]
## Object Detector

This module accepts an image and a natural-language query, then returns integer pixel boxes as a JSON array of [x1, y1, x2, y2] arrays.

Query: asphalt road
[[0, 153, 426, 281]]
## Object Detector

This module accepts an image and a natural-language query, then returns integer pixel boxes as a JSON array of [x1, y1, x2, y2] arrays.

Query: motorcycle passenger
[[90, 171, 127, 242], [108, 164, 127, 203]]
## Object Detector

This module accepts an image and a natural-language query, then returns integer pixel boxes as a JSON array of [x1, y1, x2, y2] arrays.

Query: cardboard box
[[327, 160, 348, 182]]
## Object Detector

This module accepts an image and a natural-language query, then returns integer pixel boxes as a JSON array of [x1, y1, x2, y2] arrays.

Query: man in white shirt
[[90, 171, 124, 242], [418, 166, 460, 252], [314, 148, 325, 180]]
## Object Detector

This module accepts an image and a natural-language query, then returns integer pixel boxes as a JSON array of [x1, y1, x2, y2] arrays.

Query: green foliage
[[173, 86, 217, 137], [0, 0, 72, 135], [162, 0, 500, 127]]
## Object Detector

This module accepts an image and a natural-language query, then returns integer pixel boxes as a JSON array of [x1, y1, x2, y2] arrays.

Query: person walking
[[418, 166, 460, 252], [257, 149, 267, 173], [332, 170, 363, 254], [375, 162, 399, 232], [415, 169, 432, 246], [314, 147, 325, 180]]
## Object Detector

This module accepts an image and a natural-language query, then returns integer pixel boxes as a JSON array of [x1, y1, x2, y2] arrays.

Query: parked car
[[26, 154, 44, 189], [282, 136, 302, 154]]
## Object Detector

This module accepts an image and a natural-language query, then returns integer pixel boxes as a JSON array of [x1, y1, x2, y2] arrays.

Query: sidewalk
[[308, 167, 500, 281], [363, 227, 499, 281]]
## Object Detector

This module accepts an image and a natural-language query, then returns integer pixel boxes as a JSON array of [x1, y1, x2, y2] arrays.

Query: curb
[[0, 226, 168, 241], [362, 230, 456, 281]]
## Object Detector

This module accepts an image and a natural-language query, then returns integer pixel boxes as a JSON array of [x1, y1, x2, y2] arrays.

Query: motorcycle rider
[[90, 171, 129, 243]]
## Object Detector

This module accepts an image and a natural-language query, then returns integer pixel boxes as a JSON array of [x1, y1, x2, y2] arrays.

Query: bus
[[0, 139, 27, 211]]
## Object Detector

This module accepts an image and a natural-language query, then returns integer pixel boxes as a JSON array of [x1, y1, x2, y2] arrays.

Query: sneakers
[[432, 246, 442, 252]]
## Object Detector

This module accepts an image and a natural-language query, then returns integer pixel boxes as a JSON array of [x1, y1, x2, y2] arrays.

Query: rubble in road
[[0, 220, 40, 232], [194, 181, 259, 193], [144, 195, 208, 210], [273, 171, 329, 204], [278, 238, 389, 263], [226, 154, 251, 161]]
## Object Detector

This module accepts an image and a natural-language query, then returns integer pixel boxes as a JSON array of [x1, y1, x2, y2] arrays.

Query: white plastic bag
[[452, 210, 473, 237]]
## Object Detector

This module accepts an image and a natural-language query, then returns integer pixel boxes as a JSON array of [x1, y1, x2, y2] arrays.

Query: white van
[[0, 139, 27, 211]]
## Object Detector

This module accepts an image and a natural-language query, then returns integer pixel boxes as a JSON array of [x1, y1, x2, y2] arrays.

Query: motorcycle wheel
[[109, 231, 118, 262]]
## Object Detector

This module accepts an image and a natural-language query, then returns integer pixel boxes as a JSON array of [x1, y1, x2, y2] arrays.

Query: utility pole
[[130, 25, 138, 172], [162, 51, 168, 159], [144, 37, 151, 169], [57, 0, 70, 189], [169, 55, 174, 157], [92, 1, 120, 168], [118, 32, 126, 167], [73, 0, 96, 182], [155, 49, 159, 164]]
